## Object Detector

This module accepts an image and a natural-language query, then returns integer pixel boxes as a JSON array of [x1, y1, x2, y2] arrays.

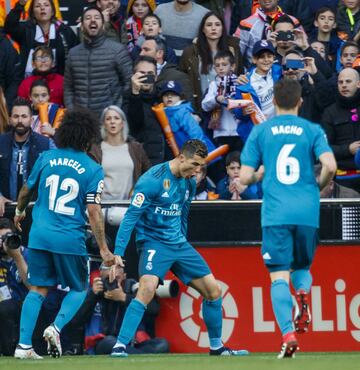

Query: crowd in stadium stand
[[1, 0, 360, 356]]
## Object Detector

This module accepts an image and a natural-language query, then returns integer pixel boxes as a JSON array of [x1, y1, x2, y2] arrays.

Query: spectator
[[29, 79, 60, 137], [337, 0, 360, 41], [17, 45, 64, 106], [0, 87, 9, 134], [195, 1, 234, 33], [96, 0, 127, 43], [233, 0, 301, 67], [4, 0, 78, 78], [282, 51, 325, 121], [69, 264, 169, 355], [201, 50, 244, 152], [0, 33, 21, 111], [339, 40, 359, 69], [0, 218, 28, 356], [130, 14, 178, 64], [160, 80, 216, 157], [154, 0, 208, 57], [139, 36, 194, 102], [234, 40, 281, 144], [179, 11, 242, 111], [125, 0, 156, 52], [0, 98, 55, 216], [321, 68, 360, 191], [64, 6, 132, 116], [310, 41, 327, 60], [309, 7, 342, 68], [216, 151, 261, 200], [126, 55, 164, 165], [268, 15, 333, 78], [194, 165, 217, 200], [100, 105, 151, 202]]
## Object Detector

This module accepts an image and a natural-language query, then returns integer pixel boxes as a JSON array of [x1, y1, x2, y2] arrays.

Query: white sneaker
[[43, 324, 62, 358], [14, 345, 43, 360]]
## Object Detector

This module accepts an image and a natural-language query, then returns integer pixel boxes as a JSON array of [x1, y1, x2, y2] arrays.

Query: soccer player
[[239, 79, 337, 358], [110, 139, 248, 357], [13, 107, 119, 360]]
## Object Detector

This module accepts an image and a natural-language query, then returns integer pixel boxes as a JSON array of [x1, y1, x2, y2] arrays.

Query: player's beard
[[14, 123, 31, 137]]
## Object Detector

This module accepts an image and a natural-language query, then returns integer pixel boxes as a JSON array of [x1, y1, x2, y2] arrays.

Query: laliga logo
[[179, 280, 238, 347]]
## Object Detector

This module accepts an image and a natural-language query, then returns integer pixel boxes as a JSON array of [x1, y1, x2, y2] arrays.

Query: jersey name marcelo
[[271, 125, 303, 136], [49, 157, 86, 174]]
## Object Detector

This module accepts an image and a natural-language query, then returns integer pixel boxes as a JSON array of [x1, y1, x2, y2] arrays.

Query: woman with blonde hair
[[100, 105, 151, 202]]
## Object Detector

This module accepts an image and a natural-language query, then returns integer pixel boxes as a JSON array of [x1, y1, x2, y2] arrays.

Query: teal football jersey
[[26, 148, 104, 255], [114, 162, 196, 256], [241, 115, 332, 227]]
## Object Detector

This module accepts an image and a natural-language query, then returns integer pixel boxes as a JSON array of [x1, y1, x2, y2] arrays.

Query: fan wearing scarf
[[4, 0, 78, 78]]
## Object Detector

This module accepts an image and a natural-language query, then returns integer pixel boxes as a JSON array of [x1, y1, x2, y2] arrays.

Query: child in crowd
[[29, 79, 60, 137], [130, 14, 177, 63], [339, 40, 360, 69], [17, 46, 64, 106], [216, 151, 261, 200], [125, 0, 156, 52], [160, 80, 216, 157], [311, 41, 327, 60], [310, 7, 342, 67], [234, 40, 281, 143], [194, 165, 218, 200], [201, 50, 243, 153], [337, 0, 360, 41]]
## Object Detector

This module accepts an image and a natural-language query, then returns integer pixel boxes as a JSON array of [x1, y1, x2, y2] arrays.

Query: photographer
[[69, 262, 169, 355], [0, 217, 28, 355], [124, 56, 165, 166]]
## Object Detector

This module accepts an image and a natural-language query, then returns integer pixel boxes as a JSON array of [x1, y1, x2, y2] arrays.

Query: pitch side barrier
[[5, 200, 360, 352]]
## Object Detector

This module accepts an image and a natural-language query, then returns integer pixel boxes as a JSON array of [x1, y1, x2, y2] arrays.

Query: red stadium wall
[[156, 245, 360, 352]]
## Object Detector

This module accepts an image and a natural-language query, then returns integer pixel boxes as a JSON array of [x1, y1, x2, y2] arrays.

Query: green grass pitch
[[1, 353, 360, 370]]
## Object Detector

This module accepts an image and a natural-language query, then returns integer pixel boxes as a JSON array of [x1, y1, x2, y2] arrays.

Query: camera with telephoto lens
[[0, 232, 21, 252], [122, 278, 179, 298]]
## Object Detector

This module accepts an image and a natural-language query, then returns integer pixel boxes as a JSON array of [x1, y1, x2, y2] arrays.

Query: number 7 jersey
[[241, 114, 333, 228], [26, 148, 104, 255]]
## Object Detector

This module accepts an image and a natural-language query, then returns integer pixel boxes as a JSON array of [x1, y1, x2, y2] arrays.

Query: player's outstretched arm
[[318, 152, 337, 190], [87, 203, 116, 267], [14, 184, 35, 232], [239, 165, 257, 185]]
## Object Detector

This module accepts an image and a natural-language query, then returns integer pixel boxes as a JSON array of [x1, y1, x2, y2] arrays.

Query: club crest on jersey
[[163, 179, 171, 191], [132, 193, 145, 208]]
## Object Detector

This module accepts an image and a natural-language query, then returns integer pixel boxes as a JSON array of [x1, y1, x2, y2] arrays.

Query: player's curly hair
[[181, 139, 208, 159], [54, 107, 100, 152]]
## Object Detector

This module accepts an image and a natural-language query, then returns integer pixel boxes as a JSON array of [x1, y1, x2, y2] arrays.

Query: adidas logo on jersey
[[161, 192, 170, 198], [262, 252, 272, 260]]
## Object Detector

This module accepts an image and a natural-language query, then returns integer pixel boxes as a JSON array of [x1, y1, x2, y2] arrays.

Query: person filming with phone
[[125, 56, 165, 165]]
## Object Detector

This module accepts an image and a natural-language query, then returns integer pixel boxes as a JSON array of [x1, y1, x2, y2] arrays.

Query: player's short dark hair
[[11, 97, 32, 116], [314, 6, 336, 21], [274, 79, 302, 110], [143, 13, 162, 27], [181, 139, 208, 159], [55, 107, 100, 152], [0, 218, 16, 232], [341, 41, 360, 56], [30, 79, 50, 95], [225, 151, 241, 167], [133, 55, 157, 73], [214, 50, 235, 65]]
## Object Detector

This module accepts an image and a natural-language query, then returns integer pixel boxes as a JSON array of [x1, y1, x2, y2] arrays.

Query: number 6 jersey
[[26, 148, 104, 255], [241, 115, 332, 228]]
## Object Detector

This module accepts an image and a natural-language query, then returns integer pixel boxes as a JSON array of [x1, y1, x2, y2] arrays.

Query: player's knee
[[204, 282, 222, 301], [137, 280, 157, 303]]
